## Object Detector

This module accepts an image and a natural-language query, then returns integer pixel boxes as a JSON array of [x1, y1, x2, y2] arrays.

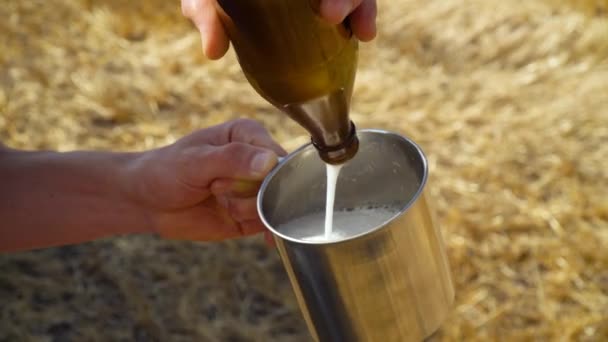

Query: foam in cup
[[278, 205, 398, 242]]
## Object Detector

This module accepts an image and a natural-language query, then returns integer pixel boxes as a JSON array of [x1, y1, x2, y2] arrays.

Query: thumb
[[182, 0, 229, 60], [319, 0, 363, 25], [181, 142, 279, 187]]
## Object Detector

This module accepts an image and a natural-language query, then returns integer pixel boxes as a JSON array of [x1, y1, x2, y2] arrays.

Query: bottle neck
[[282, 89, 358, 164], [313, 121, 359, 165]]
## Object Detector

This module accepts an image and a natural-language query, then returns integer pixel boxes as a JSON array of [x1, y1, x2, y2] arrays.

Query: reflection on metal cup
[[257, 130, 455, 341]]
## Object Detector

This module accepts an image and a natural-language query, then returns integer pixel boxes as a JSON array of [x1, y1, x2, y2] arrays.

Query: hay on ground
[[1, 0, 607, 341]]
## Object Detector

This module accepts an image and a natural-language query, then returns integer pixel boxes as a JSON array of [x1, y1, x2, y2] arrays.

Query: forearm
[[0, 148, 151, 253]]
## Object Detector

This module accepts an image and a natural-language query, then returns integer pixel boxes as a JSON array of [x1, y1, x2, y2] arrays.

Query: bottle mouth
[[312, 121, 359, 165]]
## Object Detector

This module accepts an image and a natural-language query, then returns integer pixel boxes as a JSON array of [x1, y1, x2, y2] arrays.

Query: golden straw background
[[1, 0, 608, 340]]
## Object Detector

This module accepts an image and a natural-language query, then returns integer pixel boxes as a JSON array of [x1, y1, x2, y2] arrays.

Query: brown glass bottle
[[215, 0, 359, 164]]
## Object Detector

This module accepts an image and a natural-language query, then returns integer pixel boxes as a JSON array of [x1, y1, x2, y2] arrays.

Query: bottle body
[[215, 0, 359, 164]]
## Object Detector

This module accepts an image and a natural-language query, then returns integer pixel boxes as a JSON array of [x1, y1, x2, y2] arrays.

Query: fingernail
[[323, 0, 352, 23], [337, 0, 353, 21], [251, 151, 275, 175]]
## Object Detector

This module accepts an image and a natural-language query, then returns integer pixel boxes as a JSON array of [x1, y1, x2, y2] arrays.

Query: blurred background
[[1, 0, 607, 341]]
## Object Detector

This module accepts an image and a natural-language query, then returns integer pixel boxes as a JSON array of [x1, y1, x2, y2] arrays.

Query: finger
[[206, 119, 287, 156], [156, 200, 242, 241], [264, 231, 276, 247], [228, 119, 287, 156], [181, 143, 278, 187], [182, 0, 230, 60], [320, 0, 363, 25], [211, 179, 261, 198], [216, 196, 259, 222], [181, 0, 200, 17], [185, 119, 286, 157], [239, 219, 267, 236], [205, 143, 278, 180], [350, 0, 377, 42]]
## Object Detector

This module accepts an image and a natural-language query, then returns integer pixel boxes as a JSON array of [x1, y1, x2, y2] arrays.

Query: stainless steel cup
[[257, 130, 455, 342]]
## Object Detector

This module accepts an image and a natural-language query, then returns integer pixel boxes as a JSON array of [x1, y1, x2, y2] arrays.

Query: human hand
[[128, 119, 285, 243], [181, 0, 378, 60]]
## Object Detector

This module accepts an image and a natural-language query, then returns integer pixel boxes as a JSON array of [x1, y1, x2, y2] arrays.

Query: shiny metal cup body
[[257, 130, 455, 342]]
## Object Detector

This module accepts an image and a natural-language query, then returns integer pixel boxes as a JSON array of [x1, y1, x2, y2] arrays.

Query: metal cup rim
[[256, 129, 429, 245]]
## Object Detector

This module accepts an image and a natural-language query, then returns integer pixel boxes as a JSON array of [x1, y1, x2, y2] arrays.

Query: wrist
[[42, 149, 157, 237], [115, 151, 157, 235]]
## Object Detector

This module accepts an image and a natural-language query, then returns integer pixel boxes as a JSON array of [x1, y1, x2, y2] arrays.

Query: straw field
[[1, 0, 607, 341]]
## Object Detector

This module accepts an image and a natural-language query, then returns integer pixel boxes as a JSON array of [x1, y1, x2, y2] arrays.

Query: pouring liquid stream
[[281, 158, 401, 243], [324, 163, 343, 239]]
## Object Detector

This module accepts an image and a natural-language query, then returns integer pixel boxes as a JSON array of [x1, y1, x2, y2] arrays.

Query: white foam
[[279, 208, 397, 242]]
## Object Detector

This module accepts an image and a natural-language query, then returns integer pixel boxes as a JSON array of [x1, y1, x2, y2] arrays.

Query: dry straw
[[1, 0, 607, 341]]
